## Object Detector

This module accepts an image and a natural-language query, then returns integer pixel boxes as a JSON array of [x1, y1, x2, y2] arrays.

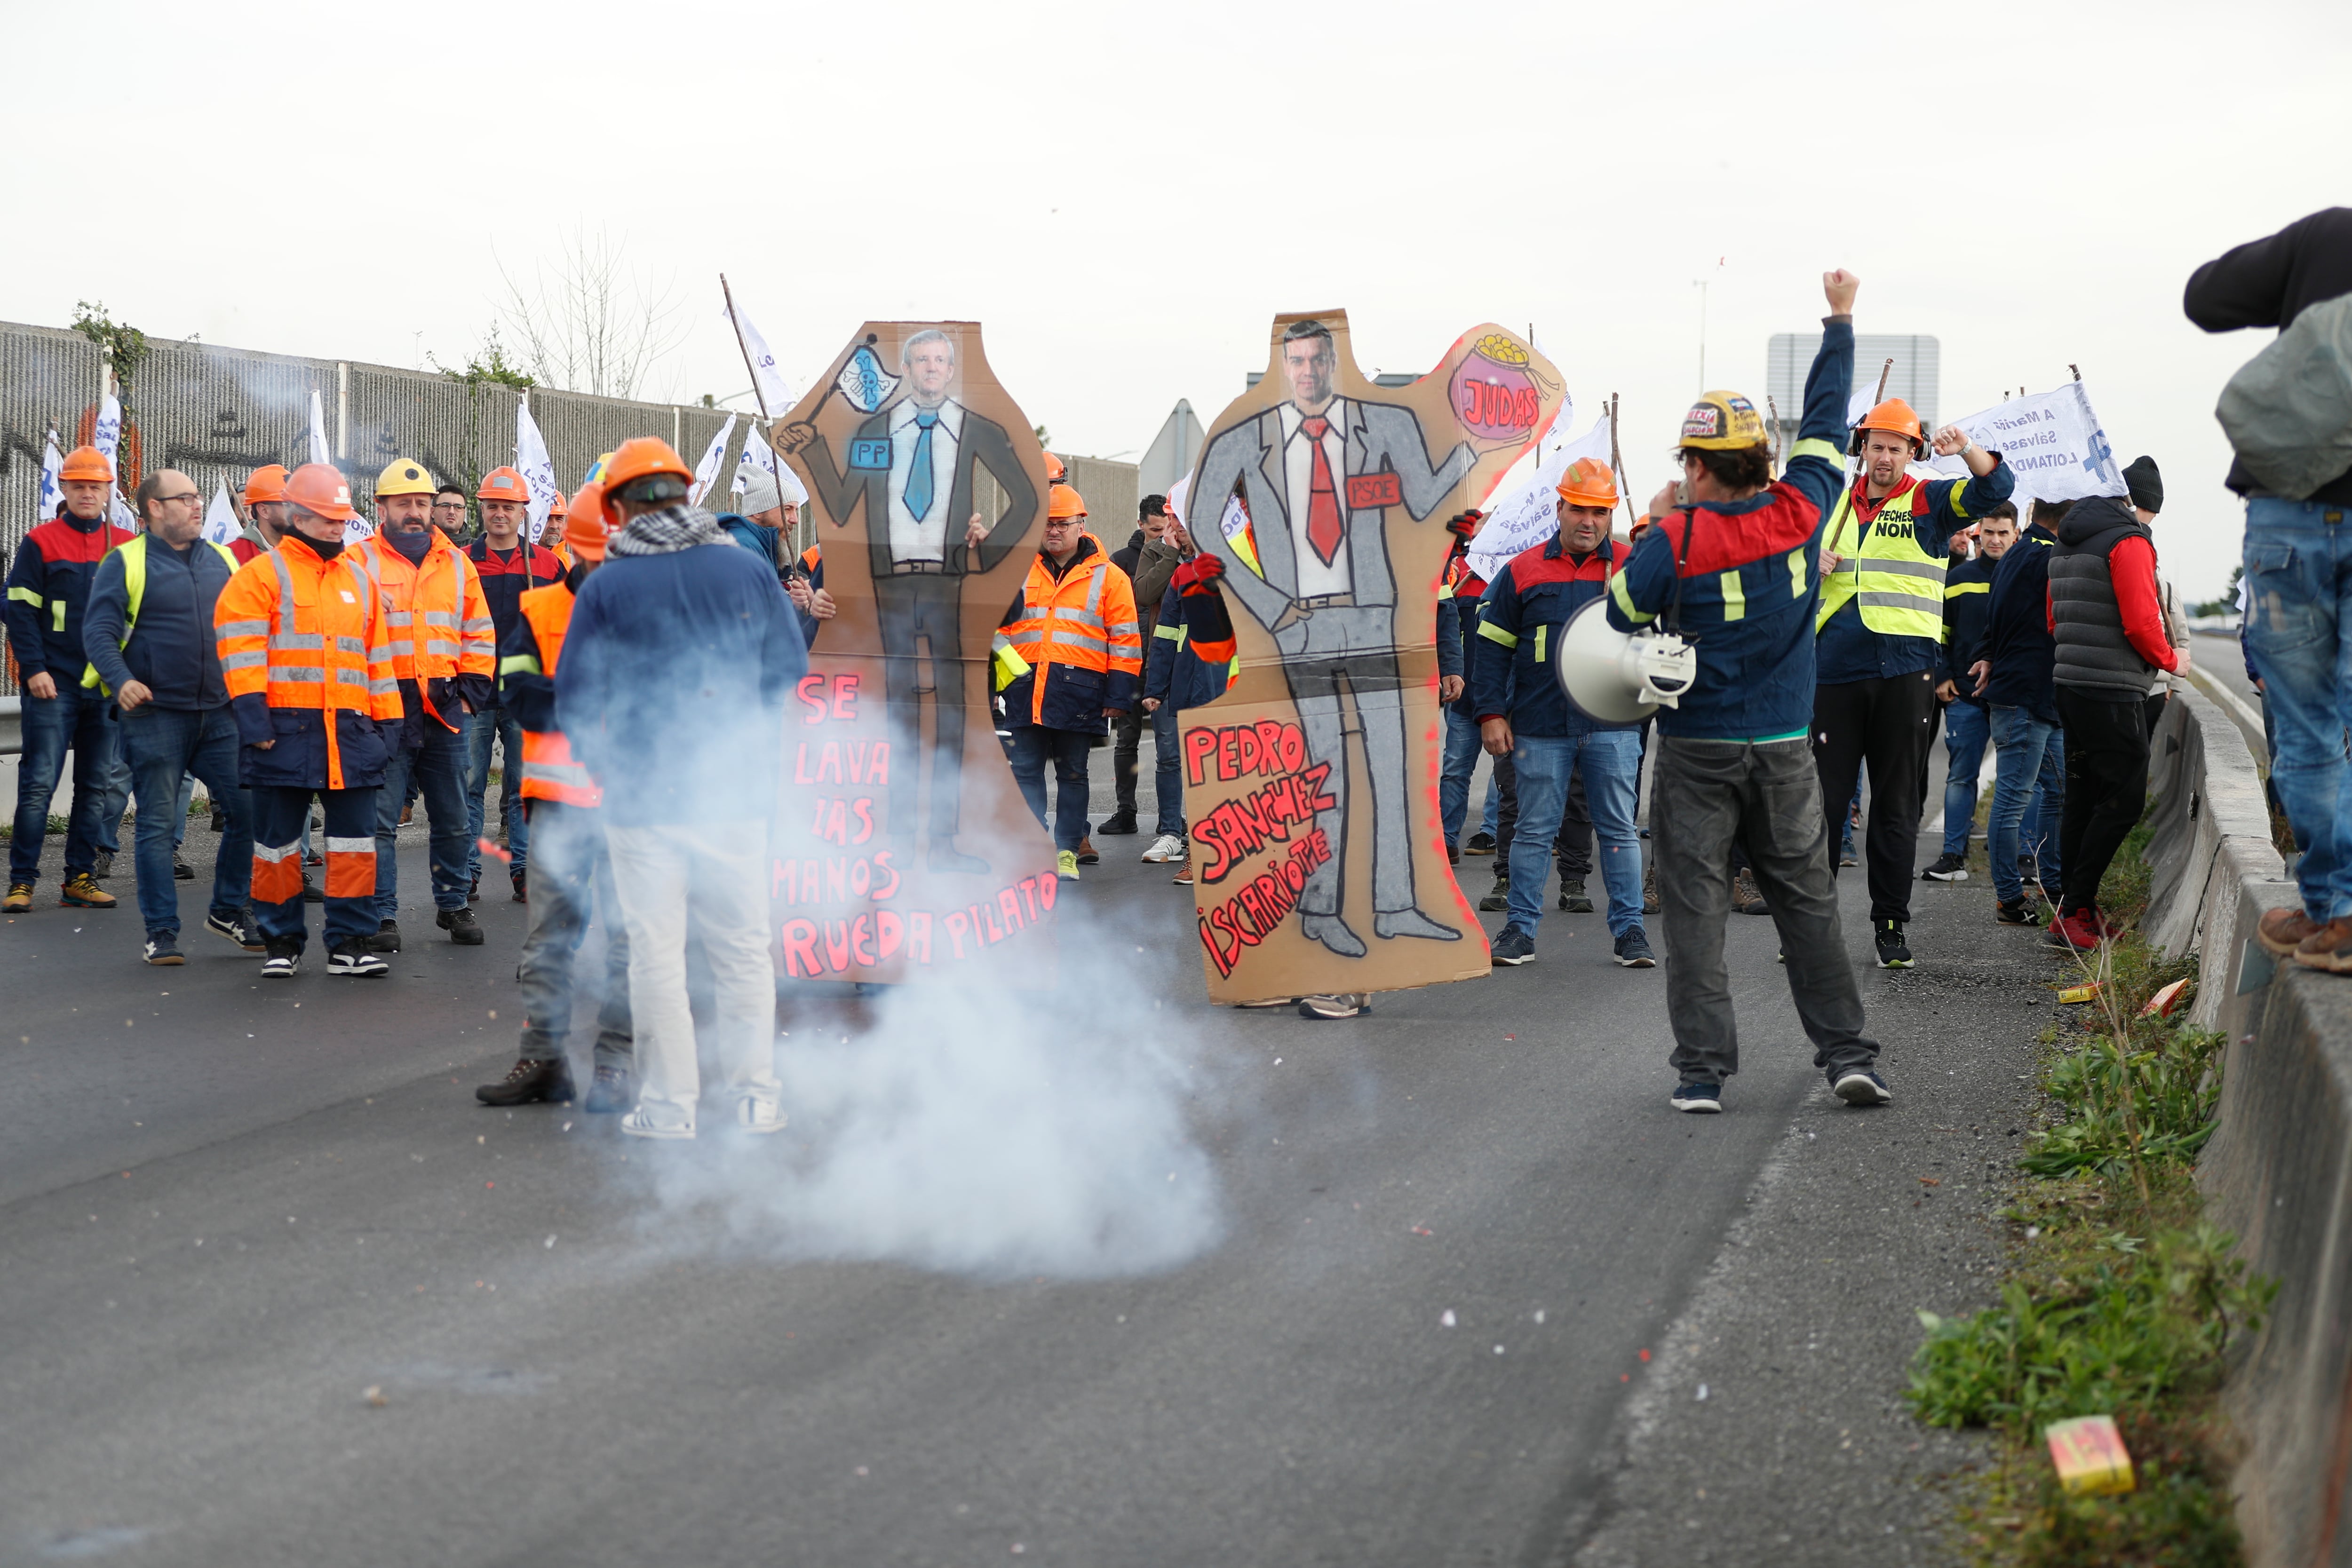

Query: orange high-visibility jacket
[[997, 535, 1143, 729], [355, 526, 494, 729], [213, 537, 403, 790], [506, 581, 599, 808]]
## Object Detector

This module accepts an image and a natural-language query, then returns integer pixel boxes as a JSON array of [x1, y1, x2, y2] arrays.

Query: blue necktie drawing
[[906, 411, 939, 522]]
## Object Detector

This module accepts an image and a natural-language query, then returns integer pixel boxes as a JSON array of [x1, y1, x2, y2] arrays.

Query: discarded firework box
[[1179, 310, 1565, 1004], [2044, 1414, 2136, 1496], [770, 322, 1059, 984]]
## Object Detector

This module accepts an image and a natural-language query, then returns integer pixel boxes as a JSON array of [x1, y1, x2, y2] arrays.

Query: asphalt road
[[2, 763, 1946, 1568]]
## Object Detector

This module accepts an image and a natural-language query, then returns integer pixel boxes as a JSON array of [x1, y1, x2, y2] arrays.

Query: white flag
[[1929, 381, 2127, 511], [92, 394, 123, 474], [688, 414, 738, 508], [309, 389, 332, 466], [722, 296, 798, 419], [1466, 406, 1607, 585], [202, 480, 242, 546], [731, 422, 778, 496], [37, 430, 64, 521], [516, 397, 561, 542]]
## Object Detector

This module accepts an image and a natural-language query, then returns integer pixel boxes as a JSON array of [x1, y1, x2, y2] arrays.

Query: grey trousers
[[1277, 605, 1421, 918], [1650, 736, 1878, 1085], [516, 800, 635, 1071]]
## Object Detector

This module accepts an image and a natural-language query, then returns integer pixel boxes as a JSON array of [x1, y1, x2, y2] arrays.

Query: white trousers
[[602, 819, 780, 1129]]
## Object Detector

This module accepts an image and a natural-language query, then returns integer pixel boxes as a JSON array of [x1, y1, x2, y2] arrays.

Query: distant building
[[1138, 400, 1206, 499], [1766, 332, 1939, 450]]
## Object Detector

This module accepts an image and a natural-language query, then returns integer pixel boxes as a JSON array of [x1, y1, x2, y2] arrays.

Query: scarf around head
[[608, 502, 729, 557]]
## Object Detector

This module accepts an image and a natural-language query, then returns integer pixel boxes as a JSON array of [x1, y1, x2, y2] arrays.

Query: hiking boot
[[1832, 1067, 1893, 1106], [1096, 811, 1139, 836], [476, 1056, 575, 1106], [2294, 918, 2352, 974], [369, 919, 401, 953], [173, 851, 195, 881], [511, 869, 529, 903], [1464, 832, 1496, 855], [1613, 928, 1657, 968], [302, 872, 323, 903], [92, 850, 114, 879], [1489, 927, 1535, 966], [261, 941, 301, 979], [1142, 833, 1186, 863], [1477, 873, 1510, 913], [61, 873, 117, 909], [1075, 836, 1100, 865], [2258, 906, 2323, 956], [438, 906, 485, 945], [1557, 878, 1594, 913], [205, 910, 266, 950], [1922, 852, 1969, 882], [1056, 849, 1080, 881], [1297, 993, 1370, 1020], [1873, 919, 1912, 968], [143, 932, 185, 966], [326, 941, 390, 977], [399, 800, 414, 827], [582, 1064, 633, 1114], [4, 883, 32, 913], [1994, 897, 2042, 927], [1732, 868, 1768, 915], [1670, 1080, 1723, 1114]]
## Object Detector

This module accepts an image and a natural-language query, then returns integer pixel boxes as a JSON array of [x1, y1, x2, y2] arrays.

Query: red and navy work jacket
[[5, 510, 137, 681], [465, 538, 567, 653], [1470, 535, 1626, 737]]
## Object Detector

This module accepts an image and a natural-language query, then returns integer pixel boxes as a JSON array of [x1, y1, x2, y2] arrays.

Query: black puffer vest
[[2048, 495, 2153, 700]]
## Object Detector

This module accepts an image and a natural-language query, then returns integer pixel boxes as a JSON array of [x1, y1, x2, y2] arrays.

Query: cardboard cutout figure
[[771, 322, 1058, 983], [1183, 311, 1564, 1002]]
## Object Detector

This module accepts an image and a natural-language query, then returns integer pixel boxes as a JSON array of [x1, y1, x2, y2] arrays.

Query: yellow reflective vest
[[1814, 476, 1947, 639]]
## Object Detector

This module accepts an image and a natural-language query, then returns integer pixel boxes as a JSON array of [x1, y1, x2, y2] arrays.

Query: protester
[[1473, 458, 1654, 969], [81, 469, 259, 962], [995, 483, 1142, 880], [1142, 550, 1239, 872], [1812, 395, 2014, 968], [719, 468, 806, 580], [463, 467, 565, 902], [212, 464, 402, 976], [1104, 494, 1189, 837], [6, 445, 135, 912], [1975, 500, 2068, 925], [476, 482, 636, 1112], [354, 459, 493, 950], [1921, 500, 2017, 881], [556, 437, 802, 1138], [1608, 268, 1889, 1112], [784, 541, 835, 649], [240, 465, 291, 555], [430, 482, 469, 542], [2043, 466, 2186, 950], [1435, 510, 1485, 861]]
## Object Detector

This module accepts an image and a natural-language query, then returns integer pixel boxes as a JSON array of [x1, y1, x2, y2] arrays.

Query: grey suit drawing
[[1192, 397, 1475, 956]]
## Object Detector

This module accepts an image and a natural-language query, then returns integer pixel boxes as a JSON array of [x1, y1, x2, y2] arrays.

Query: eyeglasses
[[431, 500, 466, 511], [157, 492, 201, 505]]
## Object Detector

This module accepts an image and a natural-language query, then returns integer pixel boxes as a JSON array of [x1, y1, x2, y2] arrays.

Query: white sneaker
[[1141, 833, 1186, 863], [735, 1097, 787, 1135], [619, 1109, 695, 1140]]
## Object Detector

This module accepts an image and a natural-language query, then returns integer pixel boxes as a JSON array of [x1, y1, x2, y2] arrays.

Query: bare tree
[[496, 228, 688, 401]]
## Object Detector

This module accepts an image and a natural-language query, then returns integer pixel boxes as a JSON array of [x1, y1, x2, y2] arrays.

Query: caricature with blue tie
[[784, 328, 1039, 873]]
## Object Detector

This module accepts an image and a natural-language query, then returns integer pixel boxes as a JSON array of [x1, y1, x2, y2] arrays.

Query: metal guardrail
[[0, 696, 16, 757]]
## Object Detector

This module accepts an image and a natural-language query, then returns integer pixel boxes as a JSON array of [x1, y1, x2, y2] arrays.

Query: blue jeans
[[1940, 699, 1991, 856], [116, 705, 252, 935], [2243, 497, 2352, 921], [1151, 703, 1184, 837], [9, 681, 118, 886], [1440, 708, 1483, 847], [1988, 705, 2066, 905], [377, 723, 472, 918], [465, 704, 529, 877], [1008, 725, 1092, 851], [1506, 729, 1644, 939]]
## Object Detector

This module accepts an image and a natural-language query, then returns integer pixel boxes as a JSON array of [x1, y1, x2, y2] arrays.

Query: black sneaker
[[326, 941, 389, 977], [1921, 853, 1969, 882], [261, 941, 301, 979], [438, 906, 485, 946], [1832, 1067, 1893, 1106], [173, 852, 195, 881], [476, 1056, 575, 1106], [1613, 928, 1656, 968], [1096, 811, 1139, 836], [204, 910, 266, 951], [1297, 993, 1370, 1020], [511, 869, 529, 903], [468, 873, 481, 903], [302, 872, 324, 903], [1670, 1081, 1723, 1113], [369, 918, 402, 953], [1558, 878, 1594, 913], [1464, 832, 1496, 855], [1873, 919, 1913, 968], [1489, 927, 1535, 966], [1994, 898, 2042, 927], [93, 850, 115, 879], [582, 1064, 633, 1114], [1477, 875, 1510, 913], [143, 932, 185, 966]]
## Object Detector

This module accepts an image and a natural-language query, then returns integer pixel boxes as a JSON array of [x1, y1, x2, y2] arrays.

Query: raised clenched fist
[[1823, 269, 1859, 315]]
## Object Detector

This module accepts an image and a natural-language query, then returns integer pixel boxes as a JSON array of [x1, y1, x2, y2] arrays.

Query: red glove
[[1173, 554, 1226, 594]]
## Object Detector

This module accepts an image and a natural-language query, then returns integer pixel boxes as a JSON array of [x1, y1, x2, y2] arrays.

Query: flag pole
[[719, 273, 772, 427], [1608, 393, 1636, 537]]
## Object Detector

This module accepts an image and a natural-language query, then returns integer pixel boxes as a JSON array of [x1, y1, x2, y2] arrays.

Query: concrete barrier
[[2145, 689, 2352, 1567]]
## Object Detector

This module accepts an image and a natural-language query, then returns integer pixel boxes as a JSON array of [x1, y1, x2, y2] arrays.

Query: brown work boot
[[61, 873, 117, 909], [2294, 918, 2352, 974], [2258, 906, 2321, 956], [1075, 836, 1100, 865], [1731, 867, 1768, 915], [1643, 861, 1662, 915]]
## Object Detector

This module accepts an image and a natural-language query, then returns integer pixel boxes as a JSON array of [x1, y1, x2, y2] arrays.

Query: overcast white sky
[[8, 0, 2345, 598]]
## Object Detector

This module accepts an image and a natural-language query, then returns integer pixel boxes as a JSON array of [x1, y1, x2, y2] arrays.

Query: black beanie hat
[[2122, 455, 2163, 514]]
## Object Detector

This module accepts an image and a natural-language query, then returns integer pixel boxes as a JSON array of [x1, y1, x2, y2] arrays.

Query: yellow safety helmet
[[374, 458, 437, 497], [1677, 390, 1767, 452]]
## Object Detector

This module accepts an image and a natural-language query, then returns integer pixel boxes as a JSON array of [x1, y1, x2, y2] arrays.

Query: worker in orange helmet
[[233, 465, 290, 560], [352, 458, 496, 952], [462, 466, 566, 904], [993, 482, 1143, 880], [475, 482, 636, 1112], [211, 463, 405, 976]]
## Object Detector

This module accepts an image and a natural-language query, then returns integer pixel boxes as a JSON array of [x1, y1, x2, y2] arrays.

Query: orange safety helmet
[[1042, 450, 1066, 483], [564, 482, 610, 561], [282, 462, 356, 522], [1555, 457, 1620, 509], [241, 465, 288, 507], [1850, 397, 1926, 456], [477, 466, 530, 504], [546, 488, 568, 521], [1046, 483, 1087, 521], [59, 444, 112, 483], [601, 437, 694, 496]]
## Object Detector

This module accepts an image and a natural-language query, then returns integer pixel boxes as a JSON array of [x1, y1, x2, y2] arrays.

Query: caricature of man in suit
[[788, 329, 1038, 873], [1192, 319, 1475, 956]]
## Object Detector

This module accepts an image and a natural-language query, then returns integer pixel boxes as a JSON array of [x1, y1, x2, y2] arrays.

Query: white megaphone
[[1554, 597, 1700, 724]]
